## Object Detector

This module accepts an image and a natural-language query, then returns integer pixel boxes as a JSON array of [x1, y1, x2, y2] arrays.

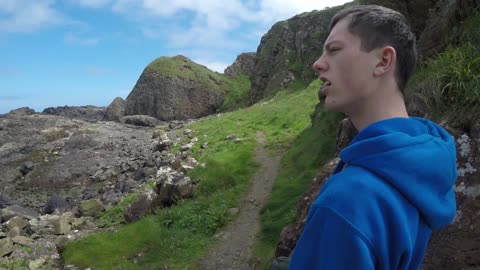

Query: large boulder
[[224, 52, 257, 77], [104, 97, 125, 122], [120, 115, 162, 127], [124, 55, 227, 121]]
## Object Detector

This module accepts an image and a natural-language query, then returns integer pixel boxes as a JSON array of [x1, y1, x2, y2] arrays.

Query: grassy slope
[[406, 11, 480, 128], [63, 80, 322, 270]]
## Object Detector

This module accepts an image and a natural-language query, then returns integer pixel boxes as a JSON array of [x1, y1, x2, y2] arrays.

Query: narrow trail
[[196, 131, 282, 270]]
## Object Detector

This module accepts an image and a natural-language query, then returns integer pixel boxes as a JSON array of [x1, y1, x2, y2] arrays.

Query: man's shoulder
[[312, 165, 413, 232], [313, 165, 394, 207]]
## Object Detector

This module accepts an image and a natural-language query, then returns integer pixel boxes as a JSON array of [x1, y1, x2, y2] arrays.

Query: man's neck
[[348, 86, 409, 132]]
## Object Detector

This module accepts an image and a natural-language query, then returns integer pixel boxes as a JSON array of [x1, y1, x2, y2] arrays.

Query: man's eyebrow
[[323, 40, 342, 51]]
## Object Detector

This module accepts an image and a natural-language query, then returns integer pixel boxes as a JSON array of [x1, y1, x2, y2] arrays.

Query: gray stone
[[7, 226, 21, 238], [2, 205, 39, 221], [12, 235, 34, 247], [55, 212, 73, 235], [19, 161, 35, 175], [228, 208, 239, 216], [6, 216, 28, 230], [0, 238, 13, 257], [29, 258, 46, 270]]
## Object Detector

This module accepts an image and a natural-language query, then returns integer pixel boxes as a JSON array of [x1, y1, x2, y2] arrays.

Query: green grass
[[220, 74, 251, 112], [253, 108, 343, 269], [96, 194, 140, 228], [406, 11, 480, 128], [63, 79, 323, 269]]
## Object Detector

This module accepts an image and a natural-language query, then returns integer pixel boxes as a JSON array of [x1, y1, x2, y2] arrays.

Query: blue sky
[[0, 0, 349, 114]]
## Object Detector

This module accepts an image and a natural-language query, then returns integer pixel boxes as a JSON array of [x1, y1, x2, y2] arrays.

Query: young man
[[288, 5, 458, 270]]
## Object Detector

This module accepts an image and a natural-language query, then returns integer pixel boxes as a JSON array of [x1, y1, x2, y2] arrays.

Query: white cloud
[[194, 59, 231, 73], [0, 0, 64, 34]]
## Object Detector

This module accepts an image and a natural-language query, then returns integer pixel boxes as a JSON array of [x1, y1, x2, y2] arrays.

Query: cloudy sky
[[0, 0, 350, 113]]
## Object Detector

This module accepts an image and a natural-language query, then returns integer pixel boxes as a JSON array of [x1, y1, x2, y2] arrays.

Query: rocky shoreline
[[0, 108, 204, 269]]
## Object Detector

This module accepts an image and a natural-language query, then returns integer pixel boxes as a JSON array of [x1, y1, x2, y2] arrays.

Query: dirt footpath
[[196, 131, 282, 270]]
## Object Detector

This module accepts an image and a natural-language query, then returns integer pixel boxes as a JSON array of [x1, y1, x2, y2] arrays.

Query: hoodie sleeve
[[289, 206, 376, 270]]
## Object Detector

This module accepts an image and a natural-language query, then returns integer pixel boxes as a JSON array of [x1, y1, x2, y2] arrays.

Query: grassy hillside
[[62, 79, 327, 269]]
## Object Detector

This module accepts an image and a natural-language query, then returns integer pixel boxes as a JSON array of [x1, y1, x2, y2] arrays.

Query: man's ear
[[373, 46, 396, 76]]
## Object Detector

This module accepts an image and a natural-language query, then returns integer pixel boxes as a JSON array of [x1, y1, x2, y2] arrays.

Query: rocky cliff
[[224, 52, 257, 77], [124, 55, 227, 121], [249, 5, 348, 104]]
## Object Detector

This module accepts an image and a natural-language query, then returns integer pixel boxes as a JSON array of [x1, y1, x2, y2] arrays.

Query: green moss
[[145, 55, 229, 95], [96, 194, 140, 228]]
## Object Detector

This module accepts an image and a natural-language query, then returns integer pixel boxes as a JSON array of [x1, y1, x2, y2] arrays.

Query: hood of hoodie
[[340, 117, 458, 230]]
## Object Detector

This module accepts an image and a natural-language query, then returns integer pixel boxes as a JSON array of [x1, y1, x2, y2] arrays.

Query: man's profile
[[288, 5, 458, 270]]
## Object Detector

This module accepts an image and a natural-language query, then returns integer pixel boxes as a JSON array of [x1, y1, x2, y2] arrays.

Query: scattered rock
[[0, 238, 13, 257], [55, 212, 73, 235], [79, 199, 104, 217], [12, 235, 34, 247], [19, 161, 35, 175], [2, 205, 39, 221], [124, 189, 158, 224], [43, 196, 69, 215], [29, 258, 46, 270], [6, 216, 28, 230]]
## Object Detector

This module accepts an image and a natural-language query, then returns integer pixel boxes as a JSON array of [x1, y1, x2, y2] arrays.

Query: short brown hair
[[330, 5, 417, 93]]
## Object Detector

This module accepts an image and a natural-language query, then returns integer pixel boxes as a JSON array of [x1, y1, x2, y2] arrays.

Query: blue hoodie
[[289, 117, 457, 270]]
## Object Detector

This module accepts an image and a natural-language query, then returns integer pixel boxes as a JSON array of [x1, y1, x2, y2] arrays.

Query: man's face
[[313, 17, 380, 115]]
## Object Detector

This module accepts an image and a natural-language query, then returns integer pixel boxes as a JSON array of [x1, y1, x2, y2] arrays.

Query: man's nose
[[312, 55, 327, 73]]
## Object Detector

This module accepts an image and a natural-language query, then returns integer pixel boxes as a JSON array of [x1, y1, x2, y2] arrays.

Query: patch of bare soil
[[196, 131, 282, 270]]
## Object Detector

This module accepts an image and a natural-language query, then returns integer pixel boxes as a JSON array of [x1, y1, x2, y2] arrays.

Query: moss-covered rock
[[125, 55, 228, 120]]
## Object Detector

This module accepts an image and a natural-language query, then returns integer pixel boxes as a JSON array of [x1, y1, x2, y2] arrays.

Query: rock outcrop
[[224, 52, 257, 77], [124, 55, 227, 121], [104, 97, 125, 122], [42, 105, 106, 122], [249, 5, 347, 104]]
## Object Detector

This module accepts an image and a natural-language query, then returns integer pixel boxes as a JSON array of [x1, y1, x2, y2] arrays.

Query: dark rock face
[[359, 0, 440, 39], [104, 97, 125, 122], [224, 52, 257, 77], [249, 5, 350, 104], [42, 105, 106, 122], [417, 0, 480, 58], [125, 55, 226, 121]]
